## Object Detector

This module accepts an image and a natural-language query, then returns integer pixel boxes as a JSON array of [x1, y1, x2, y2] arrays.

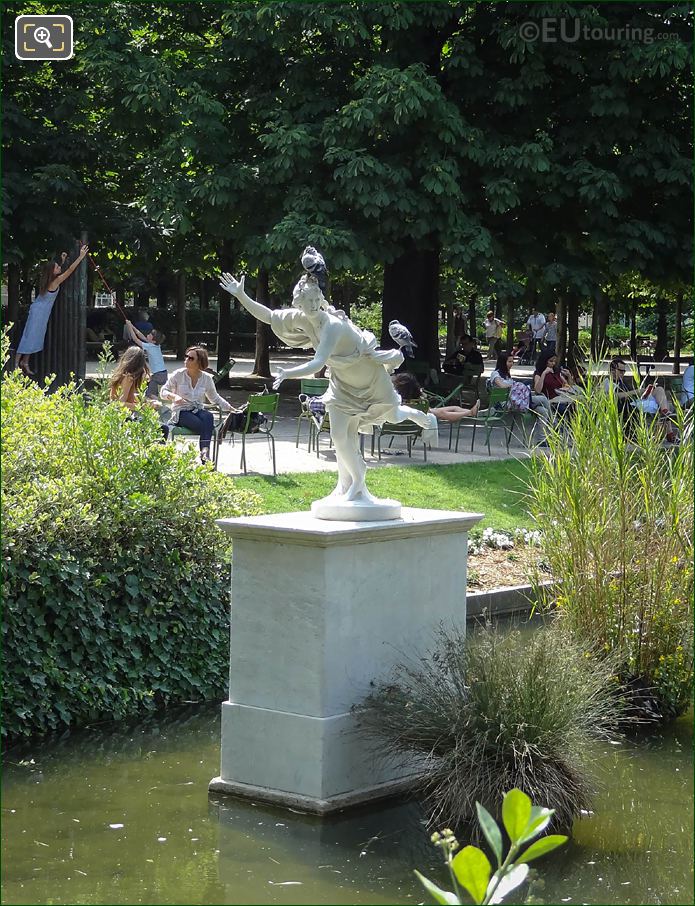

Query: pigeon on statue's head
[[388, 319, 417, 358], [301, 246, 329, 293]]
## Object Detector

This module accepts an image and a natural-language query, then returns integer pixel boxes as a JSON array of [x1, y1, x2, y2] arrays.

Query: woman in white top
[[160, 346, 233, 463]]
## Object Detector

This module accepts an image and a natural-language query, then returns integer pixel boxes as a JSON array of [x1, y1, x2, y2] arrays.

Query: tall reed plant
[[526, 369, 693, 718]]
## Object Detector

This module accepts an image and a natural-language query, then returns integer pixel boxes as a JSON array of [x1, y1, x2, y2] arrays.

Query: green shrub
[[1, 342, 262, 742], [526, 373, 694, 719], [350, 301, 382, 335], [354, 623, 626, 831]]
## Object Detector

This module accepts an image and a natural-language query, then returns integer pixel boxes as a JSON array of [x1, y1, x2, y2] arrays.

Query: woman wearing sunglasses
[[160, 346, 233, 463]]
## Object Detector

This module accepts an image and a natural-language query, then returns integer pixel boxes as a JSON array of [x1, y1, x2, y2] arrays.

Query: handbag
[[508, 380, 531, 412]]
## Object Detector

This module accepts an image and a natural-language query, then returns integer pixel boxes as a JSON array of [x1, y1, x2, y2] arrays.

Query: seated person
[[442, 334, 484, 374], [489, 351, 551, 420], [602, 357, 639, 412], [680, 364, 694, 407], [630, 377, 678, 443], [533, 350, 574, 400], [393, 372, 479, 421]]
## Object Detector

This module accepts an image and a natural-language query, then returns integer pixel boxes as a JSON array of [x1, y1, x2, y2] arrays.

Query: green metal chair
[[296, 378, 329, 450], [167, 406, 225, 469], [212, 358, 236, 386], [372, 399, 430, 461], [451, 386, 513, 455], [239, 392, 280, 476]]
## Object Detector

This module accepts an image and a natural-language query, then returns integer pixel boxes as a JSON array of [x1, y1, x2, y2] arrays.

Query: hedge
[[2, 341, 262, 743]]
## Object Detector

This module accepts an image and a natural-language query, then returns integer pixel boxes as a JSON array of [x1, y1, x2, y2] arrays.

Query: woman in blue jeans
[[160, 346, 233, 463]]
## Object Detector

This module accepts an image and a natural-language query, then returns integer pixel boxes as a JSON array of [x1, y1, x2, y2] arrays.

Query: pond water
[[2, 703, 692, 905]]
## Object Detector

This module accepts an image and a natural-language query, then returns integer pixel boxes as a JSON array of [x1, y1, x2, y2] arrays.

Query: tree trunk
[[253, 267, 272, 377], [630, 299, 638, 360], [7, 261, 20, 346], [468, 295, 477, 343], [331, 279, 357, 319], [506, 298, 515, 351], [672, 292, 683, 374], [136, 289, 149, 307], [34, 237, 87, 388], [593, 288, 609, 358], [216, 241, 234, 377], [567, 293, 579, 370], [175, 271, 187, 359], [654, 297, 669, 360], [20, 262, 32, 307], [556, 295, 567, 363], [156, 274, 170, 310], [382, 243, 440, 369], [445, 301, 457, 357]]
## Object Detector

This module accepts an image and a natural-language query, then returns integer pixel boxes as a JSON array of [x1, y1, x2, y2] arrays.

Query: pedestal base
[[212, 507, 483, 813], [311, 495, 401, 521]]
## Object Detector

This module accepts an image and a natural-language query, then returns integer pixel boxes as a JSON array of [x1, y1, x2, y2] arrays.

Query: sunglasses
[[185, 354, 197, 361]]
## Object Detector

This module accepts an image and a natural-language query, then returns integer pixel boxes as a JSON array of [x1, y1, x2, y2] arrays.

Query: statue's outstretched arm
[[219, 273, 272, 325]]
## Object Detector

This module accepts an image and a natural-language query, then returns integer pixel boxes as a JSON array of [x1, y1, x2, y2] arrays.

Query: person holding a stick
[[15, 245, 88, 375]]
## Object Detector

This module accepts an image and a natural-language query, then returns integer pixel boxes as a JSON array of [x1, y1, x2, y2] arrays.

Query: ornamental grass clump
[[355, 623, 626, 831], [526, 369, 693, 719]]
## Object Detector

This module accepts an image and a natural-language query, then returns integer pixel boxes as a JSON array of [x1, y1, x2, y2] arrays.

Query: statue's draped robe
[[270, 307, 406, 433]]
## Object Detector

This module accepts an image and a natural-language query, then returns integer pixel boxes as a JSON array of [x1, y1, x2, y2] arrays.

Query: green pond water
[[2, 703, 692, 905]]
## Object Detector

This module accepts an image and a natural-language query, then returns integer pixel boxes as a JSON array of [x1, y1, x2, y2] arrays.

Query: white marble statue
[[219, 268, 433, 520]]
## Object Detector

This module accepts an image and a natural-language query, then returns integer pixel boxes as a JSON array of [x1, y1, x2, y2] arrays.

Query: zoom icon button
[[15, 15, 73, 61]]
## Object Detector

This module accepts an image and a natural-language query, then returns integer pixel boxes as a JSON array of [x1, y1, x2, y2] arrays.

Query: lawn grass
[[232, 459, 532, 533]]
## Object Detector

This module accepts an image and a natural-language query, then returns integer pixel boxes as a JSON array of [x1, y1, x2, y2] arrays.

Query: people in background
[[160, 345, 233, 464], [125, 319, 167, 399], [15, 245, 89, 375], [442, 334, 484, 374], [525, 308, 547, 361], [392, 372, 480, 421], [680, 364, 694, 407], [123, 308, 155, 345], [483, 310, 505, 358], [533, 349, 574, 400], [603, 357, 638, 413], [108, 346, 151, 411], [490, 351, 552, 423], [512, 326, 532, 364], [543, 312, 558, 354]]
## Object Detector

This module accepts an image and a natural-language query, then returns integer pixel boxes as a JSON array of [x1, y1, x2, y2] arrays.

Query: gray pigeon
[[301, 246, 329, 293], [388, 319, 417, 357]]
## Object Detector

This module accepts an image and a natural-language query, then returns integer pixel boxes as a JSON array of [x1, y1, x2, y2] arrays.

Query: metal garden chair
[[450, 386, 513, 455]]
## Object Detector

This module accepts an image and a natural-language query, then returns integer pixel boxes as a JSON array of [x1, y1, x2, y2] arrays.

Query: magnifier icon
[[33, 26, 53, 49]]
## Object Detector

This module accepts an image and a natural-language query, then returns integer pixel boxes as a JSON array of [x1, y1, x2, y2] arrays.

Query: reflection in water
[[2, 704, 692, 905]]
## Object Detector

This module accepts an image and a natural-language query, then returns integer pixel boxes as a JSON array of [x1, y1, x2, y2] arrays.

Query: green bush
[[1, 344, 262, 742], [526, 374, 693, 719], [354, 623, 626, 831], [350, 301, 382, 336]]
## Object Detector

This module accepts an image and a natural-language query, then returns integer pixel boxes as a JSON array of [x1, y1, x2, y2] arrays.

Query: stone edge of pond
[[467, 580, 554, 620]]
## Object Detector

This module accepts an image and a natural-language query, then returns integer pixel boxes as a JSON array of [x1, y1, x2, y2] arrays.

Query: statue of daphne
[[219, 267, 433, 520]]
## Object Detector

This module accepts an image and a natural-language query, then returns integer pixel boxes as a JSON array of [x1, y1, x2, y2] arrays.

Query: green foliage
[[415, 791, 567, 905], [232, 459, 532, 533], [526, 373, 694, 719], [355, 622, 626, 831], [1, 337, 262, 741], [349, 302, 382, 335]]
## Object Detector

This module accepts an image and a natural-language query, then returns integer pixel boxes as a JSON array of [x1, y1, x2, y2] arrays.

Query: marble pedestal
[[209, 507, 483, 814]]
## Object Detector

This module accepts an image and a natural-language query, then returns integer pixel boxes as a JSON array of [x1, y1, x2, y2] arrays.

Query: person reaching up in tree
[[15, 245, 88, 375]]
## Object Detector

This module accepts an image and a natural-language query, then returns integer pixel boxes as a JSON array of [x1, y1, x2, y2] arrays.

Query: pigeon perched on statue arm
[[388, 319, 418, 358], [301, 246, 329, 293]]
